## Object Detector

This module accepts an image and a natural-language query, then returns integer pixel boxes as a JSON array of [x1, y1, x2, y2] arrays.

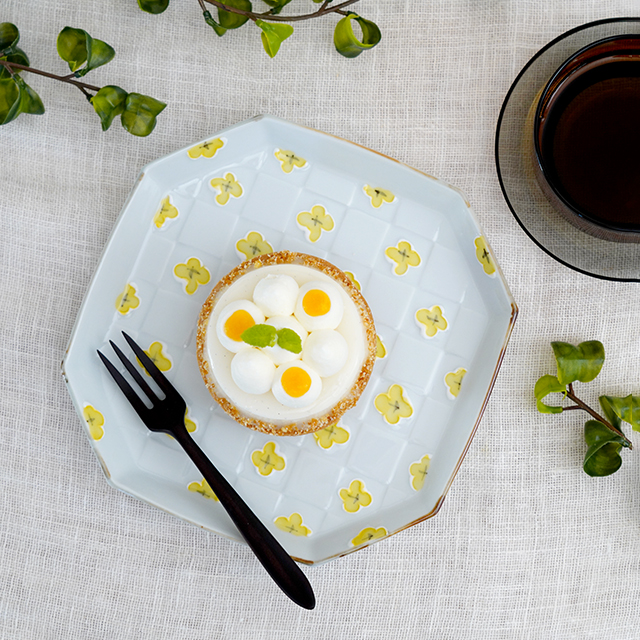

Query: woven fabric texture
[[2, 1, 640, 638]]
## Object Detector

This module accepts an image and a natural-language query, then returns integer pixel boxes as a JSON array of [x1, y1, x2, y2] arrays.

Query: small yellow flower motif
[[251, 442, 285, 477], [83, 405, 104, 440], [415, 305, 448, 338], [274, 513, 311, 537], [339, 479, 372, 513], [313, 422, 350, 449], [153, 196, 179, 229], [144, 342, 172, 372], [235, 231, 274, 261], [474, 236, 496, 276], [385, 241, 421, 276], [115, 283, 140, 315], [210, 172, 243, 205], [173, 257, 211, 295], [376, 335, 387, 359], [296, 205, 334, 243], [274, 149, 307, 173], [364, 185, 395, 208], [188, 478, 219, 501], [187, 138, 224, 159], [185, 409, 197, 434], [409, 454, 432, 491], [445, 368, 467, 398], [351, 527, 387, 547], [344, 271, 361, 291], [374, 384, 413, 425]]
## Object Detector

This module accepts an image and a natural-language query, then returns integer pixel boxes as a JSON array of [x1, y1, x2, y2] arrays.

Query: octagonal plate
[[62, 115, 517, 564]]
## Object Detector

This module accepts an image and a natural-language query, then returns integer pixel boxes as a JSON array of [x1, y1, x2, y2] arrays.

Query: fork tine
[[121, 332, 177, 396], [109, 340, 157, 402], [97, 350, 150, 421]]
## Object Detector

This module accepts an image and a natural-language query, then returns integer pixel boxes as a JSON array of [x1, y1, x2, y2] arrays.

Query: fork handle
[[172, 428, 316, 610]]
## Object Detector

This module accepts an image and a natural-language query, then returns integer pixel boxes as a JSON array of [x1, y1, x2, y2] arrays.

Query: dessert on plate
[[196, 251, 376, 436]]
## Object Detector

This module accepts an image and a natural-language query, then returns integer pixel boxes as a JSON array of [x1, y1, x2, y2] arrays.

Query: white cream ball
[[252, 274, 299, 317], [272, 361, 322, 409], [215, 300, 265, 353], [262, 315, 308, 366], [231, 348, 275, 395], [294, 281, 344, 331], [302, 330, 349, 377]]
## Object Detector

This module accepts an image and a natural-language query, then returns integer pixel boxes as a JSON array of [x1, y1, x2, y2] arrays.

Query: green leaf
[[56, 27, 88, 72], [218, 0, 252, 30], [583, 420, 624, 477], [600, 394, 640, 432], [57, 27, 115, 76], [137, 0, 170, 14], [256, 19, 293, 58], [261, 0, 293, 14], [241, 324, 277, 348], [276, 328, 302, 354], [534, 374, 566, 414], [598, 395, 623, 432], [120, 93, 166, 136], [91, 85, 127, 131], [203, 10, 227, 37], [0, 47, 29, 80], [0, 76, 44, 125], [333, 13, 381, 58], [551, 340, 605, 385], [0, 22, 20, 56]]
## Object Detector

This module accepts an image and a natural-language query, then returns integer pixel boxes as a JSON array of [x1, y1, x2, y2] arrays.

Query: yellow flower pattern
[[313, 422, 350, 449], [83, 405, 104, 441], [251, 442, 285, 477], [187, 478, 219, 501], [409, 454, 431, 491], [235, 231, 274, 261], [185, 410, 197, 434], [339, 479, 372, 513], [173, 257, 211, 295], [445, 368, 467, 398], [274, 149, 307, 173], [210, 172, 243, 205], [187, 138, 224, 159], [153, 196, 178, 229], [474, 236, 496, 276], [385, 241, 421, 276], [344, 271, 361, 291], [374, 384, 413, 425], [364, 185, 395, 208], [144, 342, 172, 372], [415, 305, 448, 338], [376, 335, 387, 359], [296, 205, 334, 243], [115, 283, 140, 315], [274, 513, 311, 537], [351, 527, 387, 547]]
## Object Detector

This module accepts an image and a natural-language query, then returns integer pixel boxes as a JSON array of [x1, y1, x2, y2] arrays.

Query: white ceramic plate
[[62, 115, 517, 564]]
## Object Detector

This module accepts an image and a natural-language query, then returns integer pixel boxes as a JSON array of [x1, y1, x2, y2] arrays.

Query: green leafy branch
[[535, 341, 637, 477], [0, 23, 165, 136], [139, 0, 381, 59]]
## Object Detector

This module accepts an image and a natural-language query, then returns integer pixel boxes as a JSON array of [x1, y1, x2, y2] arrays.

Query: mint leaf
[[276, 328, 302, 354], [241, 324, 276, 348]]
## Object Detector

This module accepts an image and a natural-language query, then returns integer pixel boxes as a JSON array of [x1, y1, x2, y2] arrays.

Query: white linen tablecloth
[[2, 1, 640, 638]]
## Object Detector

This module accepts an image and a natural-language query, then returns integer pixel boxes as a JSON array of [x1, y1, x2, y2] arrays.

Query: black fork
[[97, 331, 315, 610]]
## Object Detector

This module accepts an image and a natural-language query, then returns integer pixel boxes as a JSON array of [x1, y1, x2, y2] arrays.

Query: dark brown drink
[[534, 35, 640, 239]]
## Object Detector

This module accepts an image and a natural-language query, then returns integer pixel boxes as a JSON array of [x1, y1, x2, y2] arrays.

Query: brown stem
[[203, 0, 359, 22], [565, 386, 632, 449], [0, 60, 101, 93]]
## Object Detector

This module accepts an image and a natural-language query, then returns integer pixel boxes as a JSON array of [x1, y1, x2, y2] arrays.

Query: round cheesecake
[[196, 251, 376, 436]]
